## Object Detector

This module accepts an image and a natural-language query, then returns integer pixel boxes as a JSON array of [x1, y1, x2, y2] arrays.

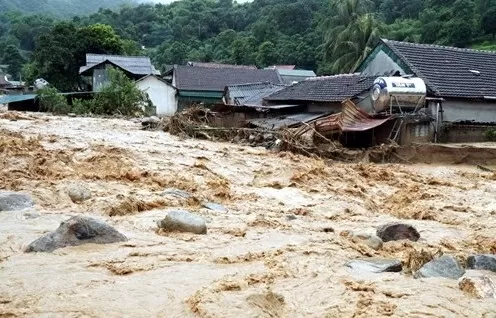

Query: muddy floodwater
[[1, 113, 496, 317]]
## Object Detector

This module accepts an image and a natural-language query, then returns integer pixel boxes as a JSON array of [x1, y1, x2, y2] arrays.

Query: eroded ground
[[1, 112, 496, 317]]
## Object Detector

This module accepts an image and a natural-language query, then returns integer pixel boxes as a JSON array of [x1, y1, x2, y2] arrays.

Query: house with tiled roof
[[356, 39, 496, 141], [264, 73, 376, 113], [167, 64, 283, 110]]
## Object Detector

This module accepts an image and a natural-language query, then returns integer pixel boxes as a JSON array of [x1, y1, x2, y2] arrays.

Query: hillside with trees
[[2, 0, 496, 89], [0, 0, 133, 18]]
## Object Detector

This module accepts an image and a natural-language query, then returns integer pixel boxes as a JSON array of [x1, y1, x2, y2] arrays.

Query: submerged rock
[[25, 216, 127, 253], [467, 255, 496, 272], [459, 272, 496, 299], [163, 188, 192, 199], [351, 233, 384, 251], [376, 222, 420, 242], [346, 258, 402, 273], [415, 255, 465, 279], [202, 202, 228, 212], [67, 183, 92, 203], [0, 191, 34, 211], [157, 210, 207, 234]]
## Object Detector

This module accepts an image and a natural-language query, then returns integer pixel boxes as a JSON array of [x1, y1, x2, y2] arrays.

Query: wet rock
[[67, 183, 92, 203], [351, 233, 383, 251], [467, 255, 496, 272], [25, 216, 127, 253], [459, 272, 496, 299], [248, 135, 256, 142], [415, 255, 465, 279], [286, 215, 297, 221], [141, 116, 159, 126], [0, 191, 34, 211], [346, 258, 402, 273], [263, 133, 274, 141], [157, 210, 207, 234], [202, 202, 227, 212], [163, 188, 192, 199], [376, 222, 420, 242]]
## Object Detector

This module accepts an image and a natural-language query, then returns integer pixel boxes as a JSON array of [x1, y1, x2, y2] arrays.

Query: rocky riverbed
[[1, 112, 496, 317]]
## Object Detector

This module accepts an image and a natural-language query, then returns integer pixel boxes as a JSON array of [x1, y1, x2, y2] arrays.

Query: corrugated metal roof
[[79, 54, 160, 76], [316, 100, 391, 133], [225, 82, 287, 106], [277, 69, 316, 77], [248, 112, 328, 130], [0, 94, 36, 104]]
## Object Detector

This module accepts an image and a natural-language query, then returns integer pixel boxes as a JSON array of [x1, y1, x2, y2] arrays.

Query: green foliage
[[484, 128, 496, 141], [37, 87, 71, 114], [88, 67, 151, 116], [3, 0, 496, 79], [28, 22, 129, 91], [1, 44, 25, 78]]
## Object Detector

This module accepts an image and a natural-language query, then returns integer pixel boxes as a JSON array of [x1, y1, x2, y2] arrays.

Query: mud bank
[[0, 113, 495, 317]]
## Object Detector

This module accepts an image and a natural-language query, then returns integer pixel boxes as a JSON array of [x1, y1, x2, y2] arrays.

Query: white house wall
[[137, 76, 177, 116]]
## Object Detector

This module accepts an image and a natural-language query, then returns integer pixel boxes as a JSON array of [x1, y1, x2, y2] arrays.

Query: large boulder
[[25, 216, 127, 253], [467, 255, 496, 272], [157, 210, 207, 234], [67, 183, 92, 203], [346, 258, 402, 273], [376, 222, 420, 242], [415, 255, 465, 279], [351, 232, 383, 251], [0, 191, 34, 211], [459, 272, 496, 299]]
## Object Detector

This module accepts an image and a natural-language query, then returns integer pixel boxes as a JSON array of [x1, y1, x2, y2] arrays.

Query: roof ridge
[[306, 73, 363, 81], [382, 38, 496, 55], [86, 53, 151, 59]]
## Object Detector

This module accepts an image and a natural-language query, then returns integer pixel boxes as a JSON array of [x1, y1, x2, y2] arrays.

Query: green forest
[[2, 0, 496, 91]]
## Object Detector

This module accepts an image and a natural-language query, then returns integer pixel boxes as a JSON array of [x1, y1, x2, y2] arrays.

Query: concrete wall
[[440, 124, 493, 143], [137, 76, 177, 116]]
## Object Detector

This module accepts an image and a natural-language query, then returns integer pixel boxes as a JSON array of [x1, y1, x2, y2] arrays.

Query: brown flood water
[[0, 113, 496, 317]]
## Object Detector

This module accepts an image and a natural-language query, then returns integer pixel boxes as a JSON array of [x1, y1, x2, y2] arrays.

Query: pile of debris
[[142, 106, 399, 163]]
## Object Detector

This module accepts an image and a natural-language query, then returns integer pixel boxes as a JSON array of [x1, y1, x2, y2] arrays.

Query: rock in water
[[202, 202, 228, 212], [376, 222, 420, 242], [415, 255, 465, 279], [459, 273, 496, 299], [157, 210, 207, 234], [467, 255, 496, 272], [346, 258, 402, 273], [351, 233, 383, 251], [25, 216, 127, 253], [0, 191, 34, 211], [67, 183, 92, 203]]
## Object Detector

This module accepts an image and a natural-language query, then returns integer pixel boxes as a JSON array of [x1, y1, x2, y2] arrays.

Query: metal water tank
[[34, 78, 49, 90], [370, 77, 426, 113]]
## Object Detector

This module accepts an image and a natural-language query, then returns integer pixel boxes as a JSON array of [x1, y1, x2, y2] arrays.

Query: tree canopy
[[1, 0, 496, 86]]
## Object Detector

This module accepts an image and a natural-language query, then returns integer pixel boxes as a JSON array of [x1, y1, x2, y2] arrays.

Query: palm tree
[[323, 0, 381, 74]]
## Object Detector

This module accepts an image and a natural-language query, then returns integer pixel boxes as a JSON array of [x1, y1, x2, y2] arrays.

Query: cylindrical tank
[[370, 77, 426, 113], [34, 78, 49, 90]]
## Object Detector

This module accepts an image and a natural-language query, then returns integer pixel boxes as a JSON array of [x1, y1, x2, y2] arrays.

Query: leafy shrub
[[484, 128, 496, 141], [37, 87, 70, 114], [91, 67, 153, 116]]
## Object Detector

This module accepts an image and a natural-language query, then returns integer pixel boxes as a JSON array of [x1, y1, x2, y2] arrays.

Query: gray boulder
[[0, 191, 34, 211], [351, 233, 383, 250], [25, 216, 127, 253], [157, 210, 207, 234], [376, 222, 420, 242], [467, 255, 496, 272], [67, 183, 92, 203], [346, 258, 402, 273], [415, 255, 465, 279]]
